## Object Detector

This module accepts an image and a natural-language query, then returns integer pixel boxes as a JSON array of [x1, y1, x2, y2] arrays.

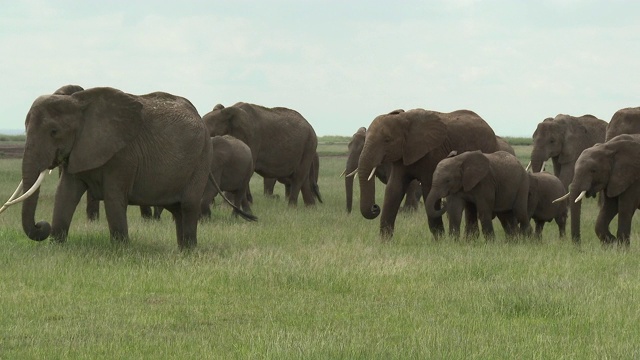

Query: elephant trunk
[[20, 171, 51, 241], [344, 152, 359, 213], [569, 179, 590, 243], [358, 165, 380, 219], [425, 187, 447, 218], [529, 148, 547, 173]]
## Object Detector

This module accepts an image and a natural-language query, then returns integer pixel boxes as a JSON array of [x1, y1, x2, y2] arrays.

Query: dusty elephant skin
[[17, 87, 212, 249], [527, 172, 568, 239], [529, 114, 607, 242], [605, 107, 640, 141], [357, 108, 499, 240], [425, 151, 531, 241], [202, 102, 319, 207], [344, 126, 420, 214], [569, 134, 640, 246], [263, 152, 322, 203]]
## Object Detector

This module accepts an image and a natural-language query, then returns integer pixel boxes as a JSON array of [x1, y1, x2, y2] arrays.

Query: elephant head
[[358, 109, 447, 219], [201, 103, 255, 156], [605, 107, 640, 141], [425, 151, 489, 219], [16, 87, 143, 241]]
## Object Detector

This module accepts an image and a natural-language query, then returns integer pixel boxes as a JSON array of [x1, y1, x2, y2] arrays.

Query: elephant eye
[[50, 129, 58, 137]]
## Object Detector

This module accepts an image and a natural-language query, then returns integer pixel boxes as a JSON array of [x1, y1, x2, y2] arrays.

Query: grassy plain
[[1, 143, 640, 358]]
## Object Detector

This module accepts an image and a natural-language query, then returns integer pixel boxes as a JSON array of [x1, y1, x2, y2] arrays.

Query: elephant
[[202, 102, 319, 206], [605, 107, 640, 141], [527, 172, 568, 239], [425, 150, 532, 241], [3, 87, 219, 249], [263, 151, 322, 203], [201, 135, 254, 218], [561, 134, 640, 246], [496, 135, 516, 155], [529, 114, 607, 242], [358, 108, 499, 239], [344, 126, 421, 213]]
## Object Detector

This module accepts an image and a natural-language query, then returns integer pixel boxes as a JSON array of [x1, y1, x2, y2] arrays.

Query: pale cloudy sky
[[1, 0, 639, 136]]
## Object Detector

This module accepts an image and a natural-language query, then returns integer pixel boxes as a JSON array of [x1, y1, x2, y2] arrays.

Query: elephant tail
[[312, 183, 323, 204], [208, 173, 258, 221]]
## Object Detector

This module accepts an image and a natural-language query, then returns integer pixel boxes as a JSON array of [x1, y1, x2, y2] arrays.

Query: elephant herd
[[345, 107, 640, 247], [2, 85, 640, 249]]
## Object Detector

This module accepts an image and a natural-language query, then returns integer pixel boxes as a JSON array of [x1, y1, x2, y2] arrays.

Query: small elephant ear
[[462, 151, 490, 192], [403, 110, 447, 165], [607, 141, 640, 198], [67, 87, 143, 174]]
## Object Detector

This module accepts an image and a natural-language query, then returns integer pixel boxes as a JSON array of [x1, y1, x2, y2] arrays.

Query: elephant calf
[[426, 150, 532, 241], [527, 172, 568, 239]]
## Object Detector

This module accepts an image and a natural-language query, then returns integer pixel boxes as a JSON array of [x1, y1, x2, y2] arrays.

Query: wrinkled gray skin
[[203, 102, 319, 206], [20, 87, 212, 249], [263, 152, 322, 203], [530, 114, 607, 241], [201, 135, 254, 218], [605, 107, 640, 141], [527, 172, 568, 239], [358, 109, 499, 239], [496, 136, 515, 155], [344, 126, 421, 213], [53, 85, 156, 221], [570, 134, 640, 246], [426, 151, 532, 241]]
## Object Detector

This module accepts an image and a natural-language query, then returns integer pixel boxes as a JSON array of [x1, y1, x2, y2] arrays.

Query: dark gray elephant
[[344, 126, 420, 213], [2, 87, 215, 249], [201, 135, 254, 218], [605, 107, 640, 141], [527, 172, 568, 239], [358, 108, 499, 239], [529, 114, 607, 241], [263, 152, 322, 203], [564, 134, 640, 246], [496, 136, 515, 155], [202, 102, 319, 206], [426, 151, 531, 241]]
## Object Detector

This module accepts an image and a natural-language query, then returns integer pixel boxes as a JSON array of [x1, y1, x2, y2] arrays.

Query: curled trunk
[[425, 188, 447, 218], [569, 187, 582, 243], [20, 174, 51, 241], [358, 165, 380, 219]]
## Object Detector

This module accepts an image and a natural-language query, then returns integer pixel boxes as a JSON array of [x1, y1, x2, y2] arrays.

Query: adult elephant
[[344, 126, 421, 213], [202, 102, 319, 206], [425, 151, 531, 241], [358, 108, 499, 239], [529, 114, 607, 242], [2, 87, 216, 249], [263, 151, 322, 203], [562, 134, 640, 246], [496, 136, 515, 155], [605, 107, 640, 141]]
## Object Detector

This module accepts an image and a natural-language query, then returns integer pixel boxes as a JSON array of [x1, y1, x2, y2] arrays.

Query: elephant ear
[[607, 141, 640, 198], [67, 87, 143, 174], [403, 110, 447, 165], [558, 120, 588, 164], [462, 151, 490, 192]]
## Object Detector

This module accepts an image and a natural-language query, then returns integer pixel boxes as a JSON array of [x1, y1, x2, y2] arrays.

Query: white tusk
[[345, 169, 358, 178], [339, 169, 346, 177], [5, 170, 48, 206], [0, 181, 24, 214], [541, 162, 546, 172], [574, 190, 587, 203], [525, 161, 531, 172], [367, 167, 377, 181], [552, 192, 569, 204]]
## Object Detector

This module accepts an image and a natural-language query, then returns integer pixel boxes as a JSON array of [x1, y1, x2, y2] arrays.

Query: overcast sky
[[2, 0, 639, 137]]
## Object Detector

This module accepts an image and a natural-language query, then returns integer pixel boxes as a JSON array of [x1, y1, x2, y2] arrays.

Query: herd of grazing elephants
[[1, 85, 640, 250]]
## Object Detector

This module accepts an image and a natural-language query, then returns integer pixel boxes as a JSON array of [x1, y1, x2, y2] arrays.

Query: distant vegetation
[[0, 134, 25, 142]]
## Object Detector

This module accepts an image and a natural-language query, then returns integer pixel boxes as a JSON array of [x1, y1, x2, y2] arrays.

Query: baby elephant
[[201, 135, 254, 218], [426, 150, 532, 240], [527, 172, 568, 239]]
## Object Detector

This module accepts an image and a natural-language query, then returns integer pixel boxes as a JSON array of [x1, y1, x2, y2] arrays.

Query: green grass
[[1, 147, 640, 358]]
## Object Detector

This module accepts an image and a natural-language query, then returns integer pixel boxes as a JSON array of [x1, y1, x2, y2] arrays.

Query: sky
[[1, 0, 639, 137]]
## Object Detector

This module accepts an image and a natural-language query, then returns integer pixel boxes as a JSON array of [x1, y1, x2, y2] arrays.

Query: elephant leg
[[616, 197, 636, 247], [401, 180, 420, 212], [556, 212, 567, 238], [463, 202, 480, 240], [534, 220, 544, 240], [51, 175, 87, 242], [380, 180, 406, 239], [496, 212, 517, 240], [139, 205, 153, 220], [264, 178, 277, 197], [102, 193, 130, 242], [476, 202, 495, 241], [86, 192, 100, 221], [445, 196, 464, 240], [595, 197, 617, 244], [300, 177, 316, 206], [200, 182, 217, 220], [153, 206, 163, 220], [179, 200, 201, 249]]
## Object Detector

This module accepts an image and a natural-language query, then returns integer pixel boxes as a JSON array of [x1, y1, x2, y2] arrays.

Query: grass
[[1, 145, 640, 358]]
